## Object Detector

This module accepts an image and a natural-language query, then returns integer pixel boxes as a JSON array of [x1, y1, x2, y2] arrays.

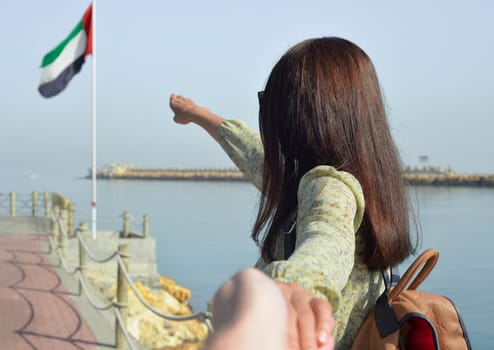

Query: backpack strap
[[382, 266, 401, 291], [374, 291, 400, 338], [390, 266, 400, 287], [374, 249, 439, 338], [389, 248, 439, 300], [375, 268, 401, 338], [382, 269, 391, 291]]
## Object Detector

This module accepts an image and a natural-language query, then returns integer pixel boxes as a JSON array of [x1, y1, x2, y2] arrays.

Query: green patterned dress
[[217, 119, 384, 349]]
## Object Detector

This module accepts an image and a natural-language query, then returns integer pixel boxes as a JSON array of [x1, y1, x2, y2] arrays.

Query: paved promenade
[[0, 217, 114, 350]]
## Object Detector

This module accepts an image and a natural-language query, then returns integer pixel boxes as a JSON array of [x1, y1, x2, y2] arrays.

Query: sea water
[[2, 169, 493, 348]]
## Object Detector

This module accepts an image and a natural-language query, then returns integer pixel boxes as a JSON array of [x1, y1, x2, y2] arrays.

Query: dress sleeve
[[262, 166, 365, 311], [217, 119, 264, 191]]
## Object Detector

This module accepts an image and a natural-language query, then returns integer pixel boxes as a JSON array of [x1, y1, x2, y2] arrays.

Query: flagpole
[[91, 0, 97, 239]]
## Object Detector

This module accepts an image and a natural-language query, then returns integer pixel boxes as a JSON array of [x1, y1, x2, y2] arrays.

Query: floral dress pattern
[[217, 119, 384, 349]]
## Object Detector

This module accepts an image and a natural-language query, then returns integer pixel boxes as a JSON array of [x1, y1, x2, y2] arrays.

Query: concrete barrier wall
[[65, 230, 161, 289]]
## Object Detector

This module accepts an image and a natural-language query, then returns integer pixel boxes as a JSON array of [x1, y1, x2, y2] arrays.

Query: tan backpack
[[351, 249, 472, 350]]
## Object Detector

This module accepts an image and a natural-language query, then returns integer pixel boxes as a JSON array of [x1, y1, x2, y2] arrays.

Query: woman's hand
[[169, 93, 204, 124], [276, 281, 336, 350], [168, 93, 225, 139]]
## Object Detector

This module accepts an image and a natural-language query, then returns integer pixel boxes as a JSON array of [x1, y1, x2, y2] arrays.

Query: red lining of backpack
[[406, 317, 436, 350]]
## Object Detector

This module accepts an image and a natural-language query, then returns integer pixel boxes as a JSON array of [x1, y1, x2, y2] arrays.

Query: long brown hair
[[253, 37, 415, 271]]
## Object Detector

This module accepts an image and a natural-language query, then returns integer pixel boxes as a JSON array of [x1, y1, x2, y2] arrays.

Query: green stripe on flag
[[41, 21, 84, 68]]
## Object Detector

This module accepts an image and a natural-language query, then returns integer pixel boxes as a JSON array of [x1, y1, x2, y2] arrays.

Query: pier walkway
[[0, 217, 114, 350]]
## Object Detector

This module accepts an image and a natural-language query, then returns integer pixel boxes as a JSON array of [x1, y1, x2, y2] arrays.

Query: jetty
[[92, 163, 494, 187], [0, 192, 210, 350], [93, 164, 245, 181], [402, 165, 494, 187]]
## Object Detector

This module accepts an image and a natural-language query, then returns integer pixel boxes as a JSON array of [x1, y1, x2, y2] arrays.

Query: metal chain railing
[[115, 308, 137, 350], [48, 196, 212, 350], [76, 233, 120, 263], [115, 254, 212, 323], [13, 193, 31, 215], [0, 193, 8, 213], [73, 210, 149, 238], [0, 191, 52, 217], [56, 249, 114, 311]]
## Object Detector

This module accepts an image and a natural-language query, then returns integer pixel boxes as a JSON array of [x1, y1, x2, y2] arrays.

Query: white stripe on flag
[[39, 30, 88, 85]]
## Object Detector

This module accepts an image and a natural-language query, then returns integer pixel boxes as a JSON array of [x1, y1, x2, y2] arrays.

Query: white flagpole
[[91, 0, 97, 239]]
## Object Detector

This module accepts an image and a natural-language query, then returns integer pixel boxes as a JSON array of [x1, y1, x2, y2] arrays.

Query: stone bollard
[[32, 191, 38, 217], [116, 244, 129, 349], [143, 214, 149, 238], [78, 223, 88, 296], [10, 192, 16, 217], [48, 206, 55, 254], [60, 206, 72, 238], [52, 206, 61, 253], [60, 207, 69, 236], [58, 208, 67, 260], [44, 192, 50, 218], [122, 211, 130, 238], [68, 203, 75, 237]]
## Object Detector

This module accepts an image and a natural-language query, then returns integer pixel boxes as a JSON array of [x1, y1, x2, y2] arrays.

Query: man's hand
[[207, 269, 335, 350], [276, 281, 335, 350]]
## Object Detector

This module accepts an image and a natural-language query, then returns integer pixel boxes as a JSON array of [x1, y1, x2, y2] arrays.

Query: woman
[[169, 37, 415, 349]]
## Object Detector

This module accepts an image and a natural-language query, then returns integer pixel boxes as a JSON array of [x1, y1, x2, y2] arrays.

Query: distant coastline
[[89, 163, 494, 187]]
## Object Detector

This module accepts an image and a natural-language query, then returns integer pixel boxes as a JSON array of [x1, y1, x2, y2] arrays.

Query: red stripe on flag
[[82, 4, 93, 56]]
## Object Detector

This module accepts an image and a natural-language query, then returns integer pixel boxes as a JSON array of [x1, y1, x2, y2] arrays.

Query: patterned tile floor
[[0, 233, 103, 349]]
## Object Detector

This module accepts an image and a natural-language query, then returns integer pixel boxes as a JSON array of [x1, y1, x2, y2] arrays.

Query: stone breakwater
[[88, 272, 209, 350], [94, 164, 245, 181], [403, 173, 494, 187], [92, 163, 494, 187]]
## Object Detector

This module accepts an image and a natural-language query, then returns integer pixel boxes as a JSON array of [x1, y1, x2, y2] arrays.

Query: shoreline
[[90, 164, 494, 187]]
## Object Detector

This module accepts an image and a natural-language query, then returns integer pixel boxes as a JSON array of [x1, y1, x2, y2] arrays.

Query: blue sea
[[2, 169, 493, 349]]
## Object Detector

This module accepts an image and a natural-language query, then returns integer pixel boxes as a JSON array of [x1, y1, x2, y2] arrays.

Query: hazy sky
[[2, 0, 493, 176]]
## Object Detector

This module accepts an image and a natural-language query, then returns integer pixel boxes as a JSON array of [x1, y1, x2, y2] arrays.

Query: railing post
[[44, 192, 50, 217], [116, 244, 129, 349], [122, 211, 130, 238], [32, 191, 38, 216], [50, 206, 60, 254], [10, 192, 16, 217], [143, 214, 149, 238], [62, 204, 69, 236], [78, 223, 88, 296], [59, 208, 68, 259], [68, 203, 75, 237]]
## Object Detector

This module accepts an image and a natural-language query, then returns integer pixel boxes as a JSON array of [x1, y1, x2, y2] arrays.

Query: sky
[[1, 0, 494, 177]]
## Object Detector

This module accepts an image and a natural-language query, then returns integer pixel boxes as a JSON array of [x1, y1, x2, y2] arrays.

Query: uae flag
[[38, 5, 93, 98]]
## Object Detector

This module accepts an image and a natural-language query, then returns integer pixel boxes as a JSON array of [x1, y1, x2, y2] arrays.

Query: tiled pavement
[[0, 218, 114, 350]]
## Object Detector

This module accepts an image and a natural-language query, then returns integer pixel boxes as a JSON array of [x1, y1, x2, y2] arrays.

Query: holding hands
[[276, 280, 335, 350], [206, 268, 335, 350]]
